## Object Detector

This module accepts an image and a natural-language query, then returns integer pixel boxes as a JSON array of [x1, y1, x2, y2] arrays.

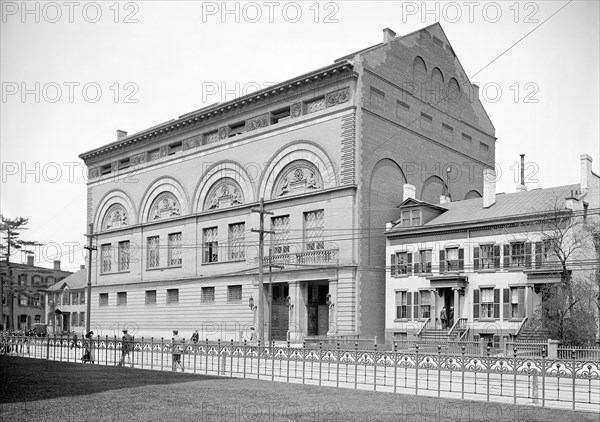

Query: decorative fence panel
[[2, 335, 599, 412]]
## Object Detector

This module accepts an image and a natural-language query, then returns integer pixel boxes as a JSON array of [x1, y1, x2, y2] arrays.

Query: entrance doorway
[[438, 288, 454, 329], [270, 283, 289, 341], [307, 282, 329, 336]]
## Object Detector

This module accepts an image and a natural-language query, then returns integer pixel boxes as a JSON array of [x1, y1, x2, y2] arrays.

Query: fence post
[[336, 341, 340, 388], [437, 345, 442, 398], [461, 345, 465, 400], [547, 339, 558, 359], [415, 344, 419, 396], [486, 346, 491, 402], [230, 339, 234, 378], [150, 337, 154, 370], [271, 340, 276, 382], [513, 347, 518, 405], [571, 349, 576, 410], [393, 342, 398, 394], [287, 340, 291, 384], [542, 346, 547, 407], [243, 339, 247, 379], [373, 342, 378, 392], [354, 342, 358, 390], [318, 341, 323, 386]]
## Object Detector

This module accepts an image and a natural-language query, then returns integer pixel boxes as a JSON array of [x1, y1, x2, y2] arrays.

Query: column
[[288, 281, 301, 342], [452, 287, 461, 319], [429, 290, 437, 327], [525, 285, 534, 318], [327, 279, 337, 335]]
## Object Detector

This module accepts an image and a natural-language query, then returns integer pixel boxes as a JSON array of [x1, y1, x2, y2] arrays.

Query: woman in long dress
[[83, 331, 95, 363]]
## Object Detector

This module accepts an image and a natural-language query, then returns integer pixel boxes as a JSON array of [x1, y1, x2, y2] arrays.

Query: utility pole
[[251, 198, 273, 344], [268, 247, 284, 343], [84, 223, 96, 334]]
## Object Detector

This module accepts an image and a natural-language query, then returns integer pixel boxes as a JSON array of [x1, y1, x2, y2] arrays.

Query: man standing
[[172, 330, 184, 372], [448, 306, 455, 329], [191, 329, 199, 344], [119, 329, 133, 367], [440, 307, 447, 329]]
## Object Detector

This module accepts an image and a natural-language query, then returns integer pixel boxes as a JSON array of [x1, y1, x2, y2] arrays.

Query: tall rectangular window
[[80, 312, 85, 325], [147, 236, 160, 268], [420, 292, 431, 318], [395, 252, 412, 275], [228, 223, 245, 261], [118, 241, 130, 271], [80, 291, 85, 305], [417, 250, 432, 273], [227, 285, 242, 303], [201, 287, 215, 303], [145, 290, 156, 305], [479, 245, 494, 269], [272, 216, 290, 254], [304, 210, 324, 251], [395, 291, 408, 319], [168, 232, 182, 266], [481, 288, 494, 318], [99, 293, 108, 307], [510, 242, 525, 267], [117, 292, 127, 306], [72, 292, 79, 305], [203, 227, 219, 263], [167, 289, 179, 304], [101, 244, 112, 273]]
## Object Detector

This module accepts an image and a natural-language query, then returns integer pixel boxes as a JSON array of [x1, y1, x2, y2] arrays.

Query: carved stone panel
[[218, 126, 229, 139], [88, 167, 100, 179], [149, 192, 181, 221], [326, 87, 350, 108], [131, 152, 147, 166], [245, 114, 271, 132], [160, 145, 169, 158], [183, 136, 200, 151], [291, 102, 302, 118], [204, 179, 244, 211], [273, 160, 323, 198], [102, 204, 129, 231]]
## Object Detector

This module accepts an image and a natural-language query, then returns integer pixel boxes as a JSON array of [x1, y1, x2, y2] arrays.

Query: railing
[[515, 317, 528, 336], [265, 248, 338, 266], [558, 347, 600, 361], [505, 341, 547, 357], [448, 318, 468, 338], [3, 334, 599, 412], [415, 318, 430, 336]]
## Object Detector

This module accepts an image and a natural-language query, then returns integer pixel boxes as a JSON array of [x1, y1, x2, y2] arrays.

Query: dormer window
[[401, 209, 421, 227]]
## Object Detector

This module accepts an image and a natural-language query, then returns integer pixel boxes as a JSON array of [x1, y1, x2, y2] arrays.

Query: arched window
[[148, 192, 181, 221], [413, 56, 427, 82], [203, 178, 244, 211], [102, 204, 129, 230], [272, 160, 323, 198], [446, 78, 461, 103]]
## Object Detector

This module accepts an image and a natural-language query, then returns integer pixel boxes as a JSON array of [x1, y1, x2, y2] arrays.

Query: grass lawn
[[0, 356, 597, 421]]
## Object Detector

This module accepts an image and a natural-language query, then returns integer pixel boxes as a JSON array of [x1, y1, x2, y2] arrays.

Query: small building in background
[[46, 266, 88, 335], [1, 256, 72, 331]]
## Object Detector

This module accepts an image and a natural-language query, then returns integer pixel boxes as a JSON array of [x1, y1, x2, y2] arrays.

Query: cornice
[[79, 61, 356, 162]]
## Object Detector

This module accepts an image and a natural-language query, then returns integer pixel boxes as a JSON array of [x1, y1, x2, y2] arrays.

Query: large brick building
[[79, 24, 495, 341], [1, 256, 72, 331]]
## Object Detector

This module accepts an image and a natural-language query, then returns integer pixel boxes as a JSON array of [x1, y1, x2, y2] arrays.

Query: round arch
[[420, 175, 448, 204], [94, 190, 137, 231], [139, 177, 189, 223], [413, 56, 428, 82], [465, 189, 482, 200], [259, 141, 338, 201], [193, 160, 255, 213]]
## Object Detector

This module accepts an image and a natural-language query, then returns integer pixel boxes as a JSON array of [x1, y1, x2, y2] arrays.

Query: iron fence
[[1, 334, 599, 413]]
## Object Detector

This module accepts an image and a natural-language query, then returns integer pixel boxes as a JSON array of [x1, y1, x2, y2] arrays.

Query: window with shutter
[[503, 244, 510, 268], [481, 288, 494, 318], [473, 289, 479, 319], [420, 292, 431, 318], [413, 292, 419, 319], [390, 254, 396, 276], [473, 246, 480, 271], [439, 250, 446, 273], [534, 242, 543, 268], [493, 245, 501, 269], [407, 292, 412, 319], [458, 248, 464, 271], [503, 288, 510, 321], [397, 252, 411, 275], [493, 288, 500, 319]]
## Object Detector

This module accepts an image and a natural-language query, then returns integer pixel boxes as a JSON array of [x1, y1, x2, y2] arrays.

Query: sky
[[1, 0, 599, 272]]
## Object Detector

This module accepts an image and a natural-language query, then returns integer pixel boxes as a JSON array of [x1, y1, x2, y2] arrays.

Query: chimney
[[386, 221, 393, 231], [117, 129, 128, 139], [403, 183, 416, 200], [27, 255, 34, 266], [580, 154, 592, 193], [383, 28, 396, 43], [53, 260, 61, 270], [483, 168, 496, 208], [80, 264, 86, 270], [516, 154, 527, 192]]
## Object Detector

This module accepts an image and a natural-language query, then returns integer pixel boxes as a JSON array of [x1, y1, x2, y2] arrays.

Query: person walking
[[171, 330, 184, 372], [82, 331, 95, 363], [191, 329, 199, 344], [119, 329, 134, 367]]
